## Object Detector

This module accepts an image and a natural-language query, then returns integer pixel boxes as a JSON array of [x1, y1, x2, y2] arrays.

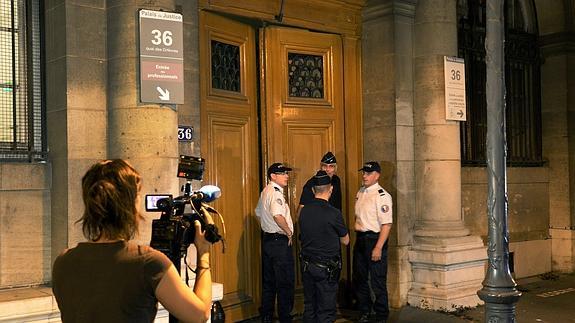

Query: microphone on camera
[[190, 185, 221, 203]]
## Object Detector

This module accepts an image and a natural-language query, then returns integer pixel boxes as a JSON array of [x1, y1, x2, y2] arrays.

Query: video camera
[[147, 155, 224, 263]]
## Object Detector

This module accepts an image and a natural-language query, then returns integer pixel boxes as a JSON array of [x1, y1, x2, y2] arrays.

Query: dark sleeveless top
[[52, 241, 172, 323]]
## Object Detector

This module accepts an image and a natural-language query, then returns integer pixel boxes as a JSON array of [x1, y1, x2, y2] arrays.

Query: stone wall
[[0, 0, 200, 288], [537, 0, 575, 272], [46, 0, 108, 265], [462, 168, 550, 241], [0, 164, 51, 287], [462, 167, 551, 277]]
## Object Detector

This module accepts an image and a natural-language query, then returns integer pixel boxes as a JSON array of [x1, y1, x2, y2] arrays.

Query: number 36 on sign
[[444, 56, 467, 122], [178, 126, 193, 141]]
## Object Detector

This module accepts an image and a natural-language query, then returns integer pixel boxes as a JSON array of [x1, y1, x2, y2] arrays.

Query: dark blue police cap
[[320, 151, 337, 164], [267, 163, 292, 176], [358, 161, 381, 173], [314, 170, 331, 186]]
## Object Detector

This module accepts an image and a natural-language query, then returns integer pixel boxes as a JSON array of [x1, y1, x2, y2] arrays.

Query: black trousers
[[352, 233, 389, 319], [301, 260, 340, 323], [261, 233, 295, 322]]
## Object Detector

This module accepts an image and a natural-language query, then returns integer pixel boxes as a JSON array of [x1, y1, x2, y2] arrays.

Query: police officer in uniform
[[298, 152, 342, 213], [299, 152, 351, 309], [255, 163, 295, 323], [299, 170, 349, 323], [353, 161, 392, 323]]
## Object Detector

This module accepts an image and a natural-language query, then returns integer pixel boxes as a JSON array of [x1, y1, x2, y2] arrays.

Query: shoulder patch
[[378, 188, 385, 196], [274, 187, 280, 192], [382, 205, 390, 213], [276, 198, 283, 206]]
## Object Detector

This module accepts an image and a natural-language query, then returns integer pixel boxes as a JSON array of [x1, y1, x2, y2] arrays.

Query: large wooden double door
[[200, 11, 346, 321]]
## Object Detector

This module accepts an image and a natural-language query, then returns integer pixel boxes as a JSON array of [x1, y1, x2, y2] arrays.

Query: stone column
[[107, 0, 179, 244], [408, 0, 487, 311], [46, 1, 108, 255], [540, 24, 575, 272], [362, 0, 417, 307]]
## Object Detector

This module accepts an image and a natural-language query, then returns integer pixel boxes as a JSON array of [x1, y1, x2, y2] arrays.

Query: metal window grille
[[0, 0, 45, 162], [211, 40, 241, 92], [458, 0, 543, 166]]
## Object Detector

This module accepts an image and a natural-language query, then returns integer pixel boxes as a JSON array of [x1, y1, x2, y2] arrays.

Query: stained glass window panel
[[211, 40, 240, 92], [288, 53, 324, 98]]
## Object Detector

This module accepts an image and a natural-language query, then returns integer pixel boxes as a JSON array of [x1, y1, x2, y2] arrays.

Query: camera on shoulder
[[146, 155, 224, 262]]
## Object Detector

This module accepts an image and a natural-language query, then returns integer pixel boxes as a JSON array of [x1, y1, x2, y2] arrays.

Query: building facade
[[0, 0, 573, 321]]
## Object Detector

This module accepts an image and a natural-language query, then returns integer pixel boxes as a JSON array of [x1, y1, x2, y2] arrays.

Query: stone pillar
[[46, 1, 108, 255], [568, 45, 575, 270], [107, 0, 179, 244], [362, 0, 417, 307], [537, 0, 575, 273], [408, 0, 487, 311], [541, 28, 575, 273]]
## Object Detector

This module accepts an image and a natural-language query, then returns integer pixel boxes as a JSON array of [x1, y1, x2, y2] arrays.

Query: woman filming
[[52, 159, 213, 323]]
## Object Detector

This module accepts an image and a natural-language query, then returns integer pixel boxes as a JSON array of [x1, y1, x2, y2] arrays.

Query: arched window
[[458, 0, 542, 166]]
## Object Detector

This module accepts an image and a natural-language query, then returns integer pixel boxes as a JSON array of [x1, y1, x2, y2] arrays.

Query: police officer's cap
[[320, 151, 337, 164], [314, 170, 331, 186], [267, 162, 292, 176], [358, 161, 381, 173]]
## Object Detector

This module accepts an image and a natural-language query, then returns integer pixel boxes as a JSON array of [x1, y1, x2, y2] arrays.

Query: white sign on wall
[[444, 56, 467, 121]]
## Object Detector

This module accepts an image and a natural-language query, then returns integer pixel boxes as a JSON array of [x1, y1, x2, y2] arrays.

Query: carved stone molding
[[540, 32, 575, 57], [363, 0, 417, 22]]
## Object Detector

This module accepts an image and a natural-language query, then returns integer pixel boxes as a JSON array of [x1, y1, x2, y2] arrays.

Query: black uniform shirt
[[299, 198, 348, 260], [299, 174, 342, 211]]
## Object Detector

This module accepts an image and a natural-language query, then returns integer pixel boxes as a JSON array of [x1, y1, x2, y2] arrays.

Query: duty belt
[[263, 232, 288, 240], [355, 230, 379, 239], [300, 254, 342, 281]]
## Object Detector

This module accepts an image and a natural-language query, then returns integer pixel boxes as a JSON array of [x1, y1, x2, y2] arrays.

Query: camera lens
[[156, 198, 171, 210]]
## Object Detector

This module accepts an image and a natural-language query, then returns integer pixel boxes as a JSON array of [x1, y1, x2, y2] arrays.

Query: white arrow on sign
[[156, 87, 170, 101]]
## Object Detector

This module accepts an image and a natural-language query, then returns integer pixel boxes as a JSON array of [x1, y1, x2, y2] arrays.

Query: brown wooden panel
[[283, 122, 335, 285], [283, 121, 335, 214], [199, 10, 364, 321], [205, 29, 250, 102], [263, 26, 346, 296], [200, 11, 260, 321], [199, 0, 364, 36], [208, 115, 258, 301], [264, 26, 345, 195], [341, 35, 363, 287]]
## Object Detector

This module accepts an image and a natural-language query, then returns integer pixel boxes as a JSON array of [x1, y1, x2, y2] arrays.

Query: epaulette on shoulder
[[274, 187, 280, 192], [378, 188, 385, 196]]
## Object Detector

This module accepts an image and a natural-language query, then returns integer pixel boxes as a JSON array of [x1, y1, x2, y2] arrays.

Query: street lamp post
[[477, 0, 522, 321]]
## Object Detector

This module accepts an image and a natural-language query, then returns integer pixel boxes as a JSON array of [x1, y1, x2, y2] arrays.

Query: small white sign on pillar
[[444, 56, 467, 121]]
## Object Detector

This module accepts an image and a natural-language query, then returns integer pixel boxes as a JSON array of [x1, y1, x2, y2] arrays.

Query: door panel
[[200, 12, 260, 321], [262, 27, 346, 286], [284, 121, 336, 209]]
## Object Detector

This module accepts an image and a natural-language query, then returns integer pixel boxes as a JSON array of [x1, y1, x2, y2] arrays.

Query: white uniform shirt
[[255, 181, 294, 234], [354, 183, 393, 233]]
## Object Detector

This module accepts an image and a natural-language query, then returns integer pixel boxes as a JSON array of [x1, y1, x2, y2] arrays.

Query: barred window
[[458, 0, 543, 166], [0, 0, 45, 162]]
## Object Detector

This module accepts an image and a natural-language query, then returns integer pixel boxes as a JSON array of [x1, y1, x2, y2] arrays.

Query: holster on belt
[[300, 254, 342, 281]]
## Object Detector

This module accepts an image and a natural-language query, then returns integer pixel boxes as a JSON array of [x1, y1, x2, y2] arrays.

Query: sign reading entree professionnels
[[139, 9, 184, 104], [444, 56, 466, 121]]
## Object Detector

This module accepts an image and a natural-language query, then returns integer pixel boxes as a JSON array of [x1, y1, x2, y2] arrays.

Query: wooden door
[[262, 27, 346, 285], [199, 12, 260, 321]]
